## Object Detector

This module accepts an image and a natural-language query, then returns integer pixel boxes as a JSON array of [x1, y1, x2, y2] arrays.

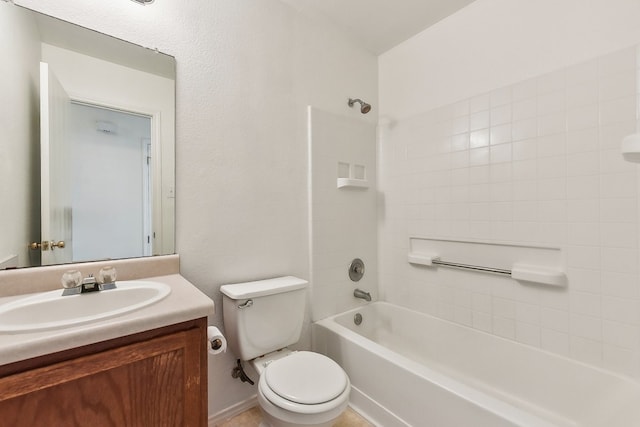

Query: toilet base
[[257, 390, 347, 427]]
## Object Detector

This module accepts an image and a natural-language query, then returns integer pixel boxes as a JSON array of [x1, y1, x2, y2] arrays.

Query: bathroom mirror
[[0, 2, 176, 270]]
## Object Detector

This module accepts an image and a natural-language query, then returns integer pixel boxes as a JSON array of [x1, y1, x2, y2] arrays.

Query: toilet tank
[[221, 276, 308, 361]]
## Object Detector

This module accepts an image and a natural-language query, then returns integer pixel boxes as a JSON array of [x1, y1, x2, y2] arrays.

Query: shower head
[[348, 98, 372, 114]]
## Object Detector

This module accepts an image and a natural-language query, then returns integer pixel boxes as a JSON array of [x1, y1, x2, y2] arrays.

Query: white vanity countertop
[[0, 273, 214, 366]]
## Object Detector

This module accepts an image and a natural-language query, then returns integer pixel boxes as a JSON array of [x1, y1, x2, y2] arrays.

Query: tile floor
[[217, 406, 373, 427]]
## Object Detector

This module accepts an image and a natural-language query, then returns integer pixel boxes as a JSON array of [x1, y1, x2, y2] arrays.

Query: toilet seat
[[266, 351, 348, 404], [259, 351, 350, 415]]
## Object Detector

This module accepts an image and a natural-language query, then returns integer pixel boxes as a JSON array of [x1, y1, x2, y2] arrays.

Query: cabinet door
[[0, 328, 205, 426]]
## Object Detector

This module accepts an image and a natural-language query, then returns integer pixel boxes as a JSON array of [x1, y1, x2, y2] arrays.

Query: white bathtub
[[313, 302, 640, 427]]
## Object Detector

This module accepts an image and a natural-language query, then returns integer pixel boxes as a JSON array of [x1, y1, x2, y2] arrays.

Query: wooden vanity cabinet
[[0, 318, 208, 427]]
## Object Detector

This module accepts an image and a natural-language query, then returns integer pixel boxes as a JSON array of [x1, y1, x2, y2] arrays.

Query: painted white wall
[[378, 0, 640, 378], [0, 4, 41, 268], [68, 103, 150, 262], [41, 43, 175, 256], [15, 0, 377, 417], [379, 0, 640, 120]]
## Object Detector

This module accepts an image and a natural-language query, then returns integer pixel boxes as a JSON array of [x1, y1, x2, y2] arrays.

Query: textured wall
[[16, 0, 377, 417]]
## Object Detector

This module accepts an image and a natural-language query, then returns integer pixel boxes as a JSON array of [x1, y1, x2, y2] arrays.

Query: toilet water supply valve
[[232, 359, 255, 385]]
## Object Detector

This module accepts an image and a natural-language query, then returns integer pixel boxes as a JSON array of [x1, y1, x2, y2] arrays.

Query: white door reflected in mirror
[[40, 62, 73, 266]]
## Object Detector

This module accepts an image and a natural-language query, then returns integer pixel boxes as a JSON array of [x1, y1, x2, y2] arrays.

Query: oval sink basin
[[0, 280, 171, 333]]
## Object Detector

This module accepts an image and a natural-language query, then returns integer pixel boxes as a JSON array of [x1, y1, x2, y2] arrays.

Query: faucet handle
[[98, 266, 117, 284], [61, 270, 82, 289]]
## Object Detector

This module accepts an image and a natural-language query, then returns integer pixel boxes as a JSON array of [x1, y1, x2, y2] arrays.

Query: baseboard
[[349, 386, 409, 427], [206, 388, 396, 427], [208, 395, 258, 427]]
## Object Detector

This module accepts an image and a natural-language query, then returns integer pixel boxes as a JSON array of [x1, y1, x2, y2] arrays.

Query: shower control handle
[[349, 258, 365, 282]]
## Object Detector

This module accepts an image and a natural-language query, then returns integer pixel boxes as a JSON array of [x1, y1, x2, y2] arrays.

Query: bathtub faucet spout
[[354, 288, 371, 302]]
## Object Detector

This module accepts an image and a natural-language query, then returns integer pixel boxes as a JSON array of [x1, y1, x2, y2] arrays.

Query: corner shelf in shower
[[337, 178, 369, 189]]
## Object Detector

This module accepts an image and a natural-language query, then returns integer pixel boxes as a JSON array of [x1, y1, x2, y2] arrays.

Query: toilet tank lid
[[220, 276, 308, 300]]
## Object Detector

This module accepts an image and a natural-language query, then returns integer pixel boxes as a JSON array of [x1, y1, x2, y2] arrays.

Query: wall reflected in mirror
[[0, 2, 175, 270]]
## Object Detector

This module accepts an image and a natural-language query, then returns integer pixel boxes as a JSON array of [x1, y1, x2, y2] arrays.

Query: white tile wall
[[379, 46, 640, 378]]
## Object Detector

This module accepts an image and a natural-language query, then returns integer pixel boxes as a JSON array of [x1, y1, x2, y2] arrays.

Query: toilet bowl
[[253, 351, 350, 427]]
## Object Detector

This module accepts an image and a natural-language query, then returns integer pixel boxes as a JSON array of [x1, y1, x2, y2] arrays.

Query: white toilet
[[221, 276, 350, 427]]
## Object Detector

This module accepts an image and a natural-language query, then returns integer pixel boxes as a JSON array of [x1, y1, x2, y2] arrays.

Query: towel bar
[[431, 258, 511, 276], [407, 253, 566, 287]]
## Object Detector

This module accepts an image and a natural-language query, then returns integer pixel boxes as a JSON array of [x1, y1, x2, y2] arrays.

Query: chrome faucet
[[353, 288, 371, 302], [61, 267, 117, 296]]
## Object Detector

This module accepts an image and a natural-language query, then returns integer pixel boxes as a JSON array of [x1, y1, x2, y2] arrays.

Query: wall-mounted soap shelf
[[337, 162, 369, 189], [337, 178, 369, 189], [407, 238, 567, 287]]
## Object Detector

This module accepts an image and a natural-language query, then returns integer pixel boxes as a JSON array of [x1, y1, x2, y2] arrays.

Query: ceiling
[[279, 0, 476, 55]]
